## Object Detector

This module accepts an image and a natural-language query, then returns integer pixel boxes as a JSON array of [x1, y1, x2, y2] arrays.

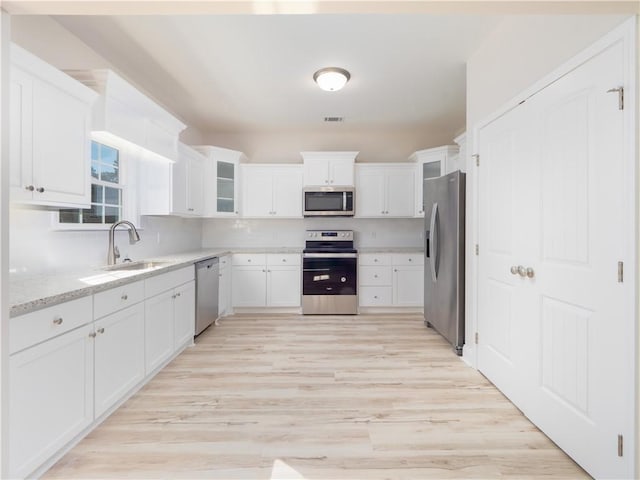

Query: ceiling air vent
[[324, 116, 344, 123]]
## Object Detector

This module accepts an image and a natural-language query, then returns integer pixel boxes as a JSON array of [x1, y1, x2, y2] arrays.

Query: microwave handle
[[343, 191, 347, 211]]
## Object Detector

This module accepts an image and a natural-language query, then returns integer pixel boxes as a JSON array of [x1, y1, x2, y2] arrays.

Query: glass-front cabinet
[[194, 146, 246, 217], [409, 145, 459, 218]]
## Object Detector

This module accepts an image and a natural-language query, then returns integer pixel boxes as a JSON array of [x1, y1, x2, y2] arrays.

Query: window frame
[[52, 138, 139, 231]]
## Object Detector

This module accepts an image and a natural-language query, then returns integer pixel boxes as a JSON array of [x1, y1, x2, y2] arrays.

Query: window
[[59, 141, 124, 225]]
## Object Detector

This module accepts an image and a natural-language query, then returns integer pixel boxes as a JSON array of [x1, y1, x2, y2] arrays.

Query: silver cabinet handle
[[517, 265, 527, 277], [510, 266, 519, 275], [374, 258, 378, 262], [374, 295, 378, 299], [97, 327, 105, 334], [262, 269, 266, 273], [36, 187, 45, 193], [394, 269, 398, 272], [374, 274, 378, 278], [89, 332, 97, 338], [526, 267, 535, 278], [53, 317, 63, 325], [25, 185, 34, 191], [408, 258, 412, 262], [121, 294, 128, 300], [176, 292, 181, 297]]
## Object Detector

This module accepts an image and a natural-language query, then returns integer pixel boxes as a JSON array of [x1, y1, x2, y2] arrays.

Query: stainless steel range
[[302, 230, 358, 315]]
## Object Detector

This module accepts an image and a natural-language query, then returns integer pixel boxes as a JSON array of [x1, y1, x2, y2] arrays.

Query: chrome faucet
[[107, 220, 141, 265]]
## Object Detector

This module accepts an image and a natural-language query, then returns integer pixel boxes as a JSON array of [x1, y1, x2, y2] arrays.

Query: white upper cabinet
[[410, 145, 459, 217], [301, 151, 358, 186], [355, 164, 415, 218], [68, 70, 186, 163], [10, 44, 98, 208], [242, 165, 303, 218], [195, 146, 246, 217], [139, 142, 205, 217]]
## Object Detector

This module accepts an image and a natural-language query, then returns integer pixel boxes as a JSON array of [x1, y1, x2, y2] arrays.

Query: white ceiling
[[53, 14, 502, 136]]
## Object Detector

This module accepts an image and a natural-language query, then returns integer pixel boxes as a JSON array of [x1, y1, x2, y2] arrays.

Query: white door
[[144, 290, 175, 374], [267, 267, 301, 307], [94, 303, 145, 418], [272, 167, 303, 217], [393, 266, 423, 306], [174, 281, 195, 349], [232, 266, 267, 307], [477, 36, 634, 478], [356, 167, 385, 217], [329, 159, 354, 186], [242, 167, 273, 217], [386, 166, 415, 217], [188, 156, 205, 215]]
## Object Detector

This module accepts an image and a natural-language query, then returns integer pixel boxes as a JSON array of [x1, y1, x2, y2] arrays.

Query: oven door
[[302, 253, 357, 295]]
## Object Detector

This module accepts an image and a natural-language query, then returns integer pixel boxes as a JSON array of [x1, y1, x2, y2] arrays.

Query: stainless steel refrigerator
[[423, 170, 465, 355]]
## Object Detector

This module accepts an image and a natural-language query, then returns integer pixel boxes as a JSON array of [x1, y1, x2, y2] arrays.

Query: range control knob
[[341, 277, 347, 283]]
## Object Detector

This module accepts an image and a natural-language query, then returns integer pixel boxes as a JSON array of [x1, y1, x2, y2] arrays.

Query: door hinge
[[472, 154, 479, 167], [618, 434, 623, 457], [618, 261, 624, 283], [475, 332, 479, 344], [475, 244, 479, 256], [607, 86, 624, 110]]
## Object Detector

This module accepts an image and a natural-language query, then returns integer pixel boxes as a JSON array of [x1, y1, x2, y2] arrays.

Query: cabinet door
[[188, 156, 205, 215], [232, 266, 266, 307], [267, 266, 301, 307], [171, 156, 189, 215], [219, 263, 231, 317], [393, 266, 424, 306], [272, 167, 303, 217], [144, 290, 175, 374], [10, 67, 34, 202], [216, 160, 238, 215], [242, 167, 273, 217], [386, 166, 415, 217], [94, 303, 145, 418], [31, 79, 91, 207], [303, 159, 329, 185], [329, 159, 354, 186], [356, 167, 386, 217], [9, 324, 94, 479], [174, 281, 195, 349]]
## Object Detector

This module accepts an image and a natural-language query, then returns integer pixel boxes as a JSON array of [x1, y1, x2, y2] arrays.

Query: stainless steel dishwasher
[[195, 257, 219, 336]]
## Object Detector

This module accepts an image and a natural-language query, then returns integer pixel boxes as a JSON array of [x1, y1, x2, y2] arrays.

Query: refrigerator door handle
[[429, 202, 439, 282]]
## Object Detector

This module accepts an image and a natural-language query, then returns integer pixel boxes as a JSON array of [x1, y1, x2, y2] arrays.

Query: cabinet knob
[[89, 332, 97, 338], [36, 187, 45, 193], [52, 317, 63, 325], [374, 259, 378, 262], [408, 258, 412, 262], [97, 327, 105, 334], [394, 269, 398, 272], [282, 259, 287, 262], [25, 185, 34, 192], [374, 295, 378, 299], [262, 269, 266, 273], [176, 292, 181, 297], [374, 274, 378, 278], [121, 294, 128, 300]]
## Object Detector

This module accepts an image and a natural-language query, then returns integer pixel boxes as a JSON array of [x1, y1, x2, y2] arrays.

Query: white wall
[[9, 207, 203, 274], [202, 217, 423, 250], [202, 128, 454, 164]]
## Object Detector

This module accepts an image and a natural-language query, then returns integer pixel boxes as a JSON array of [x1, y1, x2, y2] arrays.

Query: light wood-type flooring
[[44, 314, 588, 479]]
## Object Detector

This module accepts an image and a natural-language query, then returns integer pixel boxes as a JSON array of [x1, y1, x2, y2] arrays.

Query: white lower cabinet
[[144, 270, 195, 374], [232, 254, 301, 308], [218, 255, 232, 316], [94, 303, 145, 418], [9, 323, 94, 479], [359, 253, 424, 308]]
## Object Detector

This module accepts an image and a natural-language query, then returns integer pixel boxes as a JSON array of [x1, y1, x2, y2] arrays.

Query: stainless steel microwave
[[303, 187, 355, 217]]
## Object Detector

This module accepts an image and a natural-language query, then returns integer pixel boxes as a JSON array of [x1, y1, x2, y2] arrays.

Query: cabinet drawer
[[233, 253, 266, 266], [93, 280, 145, 319], [267, 253, 300, 266], [392, 253, 424, 266], [359, 266, 392, 286], [10, 296, 93, 355], [145, 266, 195, 298], [359, 253, 392, 266], [359, 286, 392, 306]]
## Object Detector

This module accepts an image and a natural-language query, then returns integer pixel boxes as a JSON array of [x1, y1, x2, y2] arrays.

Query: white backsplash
[[9, 206, 203, 275], [202, 217, 424, 250]]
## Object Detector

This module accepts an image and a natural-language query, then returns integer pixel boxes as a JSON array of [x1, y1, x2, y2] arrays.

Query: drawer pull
[[408, 258, 413, 262], [97, 327, 105, 334], [374, 295, 379, 299], [121, 294, 128, 301], [176, 292, 181, 297], [374, 258, 378, 262], [52, 317, 63, 325], [36, 187, 45, 193], [374, 274, 378, 278], [247, 259, 252, 263], [282, 259, 287, 262]]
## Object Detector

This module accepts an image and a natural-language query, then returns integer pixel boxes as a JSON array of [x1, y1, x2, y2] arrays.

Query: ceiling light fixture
[[313, 67, 351, 92]]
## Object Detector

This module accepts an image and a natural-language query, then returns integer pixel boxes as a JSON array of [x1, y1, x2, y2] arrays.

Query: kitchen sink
[[102, 260, 169, 272]]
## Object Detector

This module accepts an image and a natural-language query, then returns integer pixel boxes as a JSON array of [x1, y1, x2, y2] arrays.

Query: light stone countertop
[[10, 249, 230, 318], [358, 247, 424, 254]]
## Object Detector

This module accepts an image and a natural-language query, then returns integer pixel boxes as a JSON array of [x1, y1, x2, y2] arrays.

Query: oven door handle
[[303, 253, 358, 258], [303, 268, 332, 272]]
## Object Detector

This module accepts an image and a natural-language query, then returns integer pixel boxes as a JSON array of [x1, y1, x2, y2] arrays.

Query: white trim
[[1, 10, 10, 478]]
